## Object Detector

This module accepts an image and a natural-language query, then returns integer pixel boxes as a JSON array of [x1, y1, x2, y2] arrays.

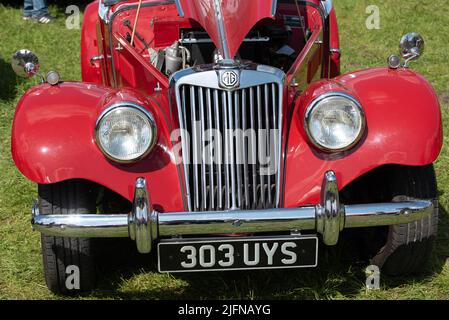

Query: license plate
[[158, 236, 318, 273]]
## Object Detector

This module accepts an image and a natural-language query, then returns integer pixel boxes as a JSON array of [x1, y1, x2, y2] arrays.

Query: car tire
[[370, 165, 438, 276], [38, 180, 98, 294]]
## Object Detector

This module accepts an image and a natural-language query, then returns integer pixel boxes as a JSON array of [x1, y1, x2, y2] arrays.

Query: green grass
[[0, 0, 448, 300]]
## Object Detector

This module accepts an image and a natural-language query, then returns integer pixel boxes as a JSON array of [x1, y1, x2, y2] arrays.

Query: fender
[[81, 1, 103, 84], [11, 82, 184, 213], [284, 67, 443, 207]]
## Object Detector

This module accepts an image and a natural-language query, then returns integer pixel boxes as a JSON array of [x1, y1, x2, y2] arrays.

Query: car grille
[[176, 80, 282, 212]]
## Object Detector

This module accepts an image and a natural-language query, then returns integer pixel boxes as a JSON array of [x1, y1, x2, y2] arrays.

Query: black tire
[[370, 165, 438, 276], [38, 180, 98, 294]]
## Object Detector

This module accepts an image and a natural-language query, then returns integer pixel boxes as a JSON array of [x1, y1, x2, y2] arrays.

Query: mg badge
[[219, 70, 240, 89]]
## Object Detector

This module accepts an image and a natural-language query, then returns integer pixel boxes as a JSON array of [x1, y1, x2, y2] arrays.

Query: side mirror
[[11, 49, 61, 85], [11, 49, 40, 78], [399, 32, 425, 66]]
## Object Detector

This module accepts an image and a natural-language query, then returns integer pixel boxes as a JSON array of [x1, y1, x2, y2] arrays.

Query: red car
[[11, 0, 442, 294]]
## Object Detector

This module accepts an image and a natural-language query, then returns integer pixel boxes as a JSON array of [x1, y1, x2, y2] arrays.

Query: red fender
[[283, 67, 443, 207], [81, 1, 102, 84], [11, 82, 184, 212]]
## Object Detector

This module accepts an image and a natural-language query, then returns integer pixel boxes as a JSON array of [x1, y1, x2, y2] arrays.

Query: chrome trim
[[387, 54, 401, 70], [214, 88, 224, 209], [272, 0, 278, 16], [32, 202, 129, 238], [212, 0, 231, 59], [90, 55, 104, 66], [304, 92, 366, 153], [170, 63, 286, 89], [32, 174, 435, 254], [256, 85, 265, 206], [316, 171, 344, 245], [128, 178, 158, 254], [320, 0, 333, 18], [171, 63, 285, 212], [206, 88, 215, 209], [330, 48, 341, 54], [98, 1, 111, 23], [94, 102, 158, 164], [400, 32, 425, 67]]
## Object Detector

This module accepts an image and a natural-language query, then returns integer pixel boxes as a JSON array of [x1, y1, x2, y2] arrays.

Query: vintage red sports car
[[11, 0, 442, 294]]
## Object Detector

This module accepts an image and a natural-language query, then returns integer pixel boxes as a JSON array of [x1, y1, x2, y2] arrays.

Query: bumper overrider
[[31, 171, 434, 254]]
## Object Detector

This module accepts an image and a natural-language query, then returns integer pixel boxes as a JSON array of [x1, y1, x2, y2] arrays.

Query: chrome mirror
[[11, 49, 40, 78], [399, 32, 425, 66]]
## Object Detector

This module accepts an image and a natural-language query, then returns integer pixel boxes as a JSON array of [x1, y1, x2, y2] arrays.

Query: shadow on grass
[[90, 234, 366, 300], [81, 206, 448, 300], [0, 58, 21, 102]]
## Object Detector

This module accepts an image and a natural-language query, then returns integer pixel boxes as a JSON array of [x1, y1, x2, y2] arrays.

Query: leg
[[31, 0, 49, 18], [31, 0, 55, 24], [23, 0, 33, 18]]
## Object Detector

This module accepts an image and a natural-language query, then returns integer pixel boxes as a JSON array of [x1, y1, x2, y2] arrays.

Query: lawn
[[0, 0, 449, 300]]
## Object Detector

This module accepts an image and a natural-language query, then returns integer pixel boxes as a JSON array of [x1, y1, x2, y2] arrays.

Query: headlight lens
[[96, 104, 157, 163], [305, 93, 365, 152]]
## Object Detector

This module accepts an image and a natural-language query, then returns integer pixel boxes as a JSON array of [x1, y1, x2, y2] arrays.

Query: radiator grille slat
[[242, 88, 250, 209], [199, 87, 208, 211], [190, 86, 200, 210], [178, 82, 281, 212], [264, 84, 272, 206], [256, 86, 265, 207], [206, 88, 215, 210], [234, 91, 243, 209], [249, 87, 258, 209], [213, 89, 223, 210]]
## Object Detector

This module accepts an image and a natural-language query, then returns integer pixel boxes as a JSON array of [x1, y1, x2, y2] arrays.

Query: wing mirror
[[400, 32, 425, 65], [11, 49, 60, 85], [388, 32, 425, 69], [11, 49, 40, 78]]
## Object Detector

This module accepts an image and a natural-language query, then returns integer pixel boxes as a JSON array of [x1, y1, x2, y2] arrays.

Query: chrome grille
[[176, 80, 282, 212]]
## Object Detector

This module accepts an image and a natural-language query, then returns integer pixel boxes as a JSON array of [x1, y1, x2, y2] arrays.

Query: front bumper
[[32, 171, 434, 254]]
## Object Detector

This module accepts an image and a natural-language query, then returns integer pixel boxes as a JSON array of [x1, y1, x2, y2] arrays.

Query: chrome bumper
[[31, 172, 434, 254]]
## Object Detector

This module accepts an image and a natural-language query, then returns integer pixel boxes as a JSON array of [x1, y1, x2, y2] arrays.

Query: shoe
[[22, 16, 32, 21], [33, 14, 55, 24]]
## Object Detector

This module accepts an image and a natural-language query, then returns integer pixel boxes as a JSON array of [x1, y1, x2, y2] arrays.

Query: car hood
[[176, 0, 276, 59]]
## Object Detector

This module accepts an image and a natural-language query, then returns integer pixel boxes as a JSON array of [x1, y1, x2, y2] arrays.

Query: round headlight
[[305, 93, 365, 152], [96, 104, 157, 163]]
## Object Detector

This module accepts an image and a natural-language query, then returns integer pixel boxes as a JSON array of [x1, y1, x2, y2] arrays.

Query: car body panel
[[284, 67, 442, 206], [11, 82, 185, 212], [81, 1, 103, 84]]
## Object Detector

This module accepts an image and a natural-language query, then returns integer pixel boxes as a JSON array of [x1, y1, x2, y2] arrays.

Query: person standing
[[23, 0, 55, 24]]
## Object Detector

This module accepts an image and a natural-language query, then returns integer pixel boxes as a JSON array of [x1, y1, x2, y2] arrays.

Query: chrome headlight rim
[[304, 92, 366, 153], [95, 102, 158, 164]]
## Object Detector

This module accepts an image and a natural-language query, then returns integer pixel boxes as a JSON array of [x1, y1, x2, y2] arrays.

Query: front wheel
[[38, 180, 98, 294], [371, 165, 438, 276]]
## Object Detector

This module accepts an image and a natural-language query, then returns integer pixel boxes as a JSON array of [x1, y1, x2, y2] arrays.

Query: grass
[[0, 0, 448, 300]]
